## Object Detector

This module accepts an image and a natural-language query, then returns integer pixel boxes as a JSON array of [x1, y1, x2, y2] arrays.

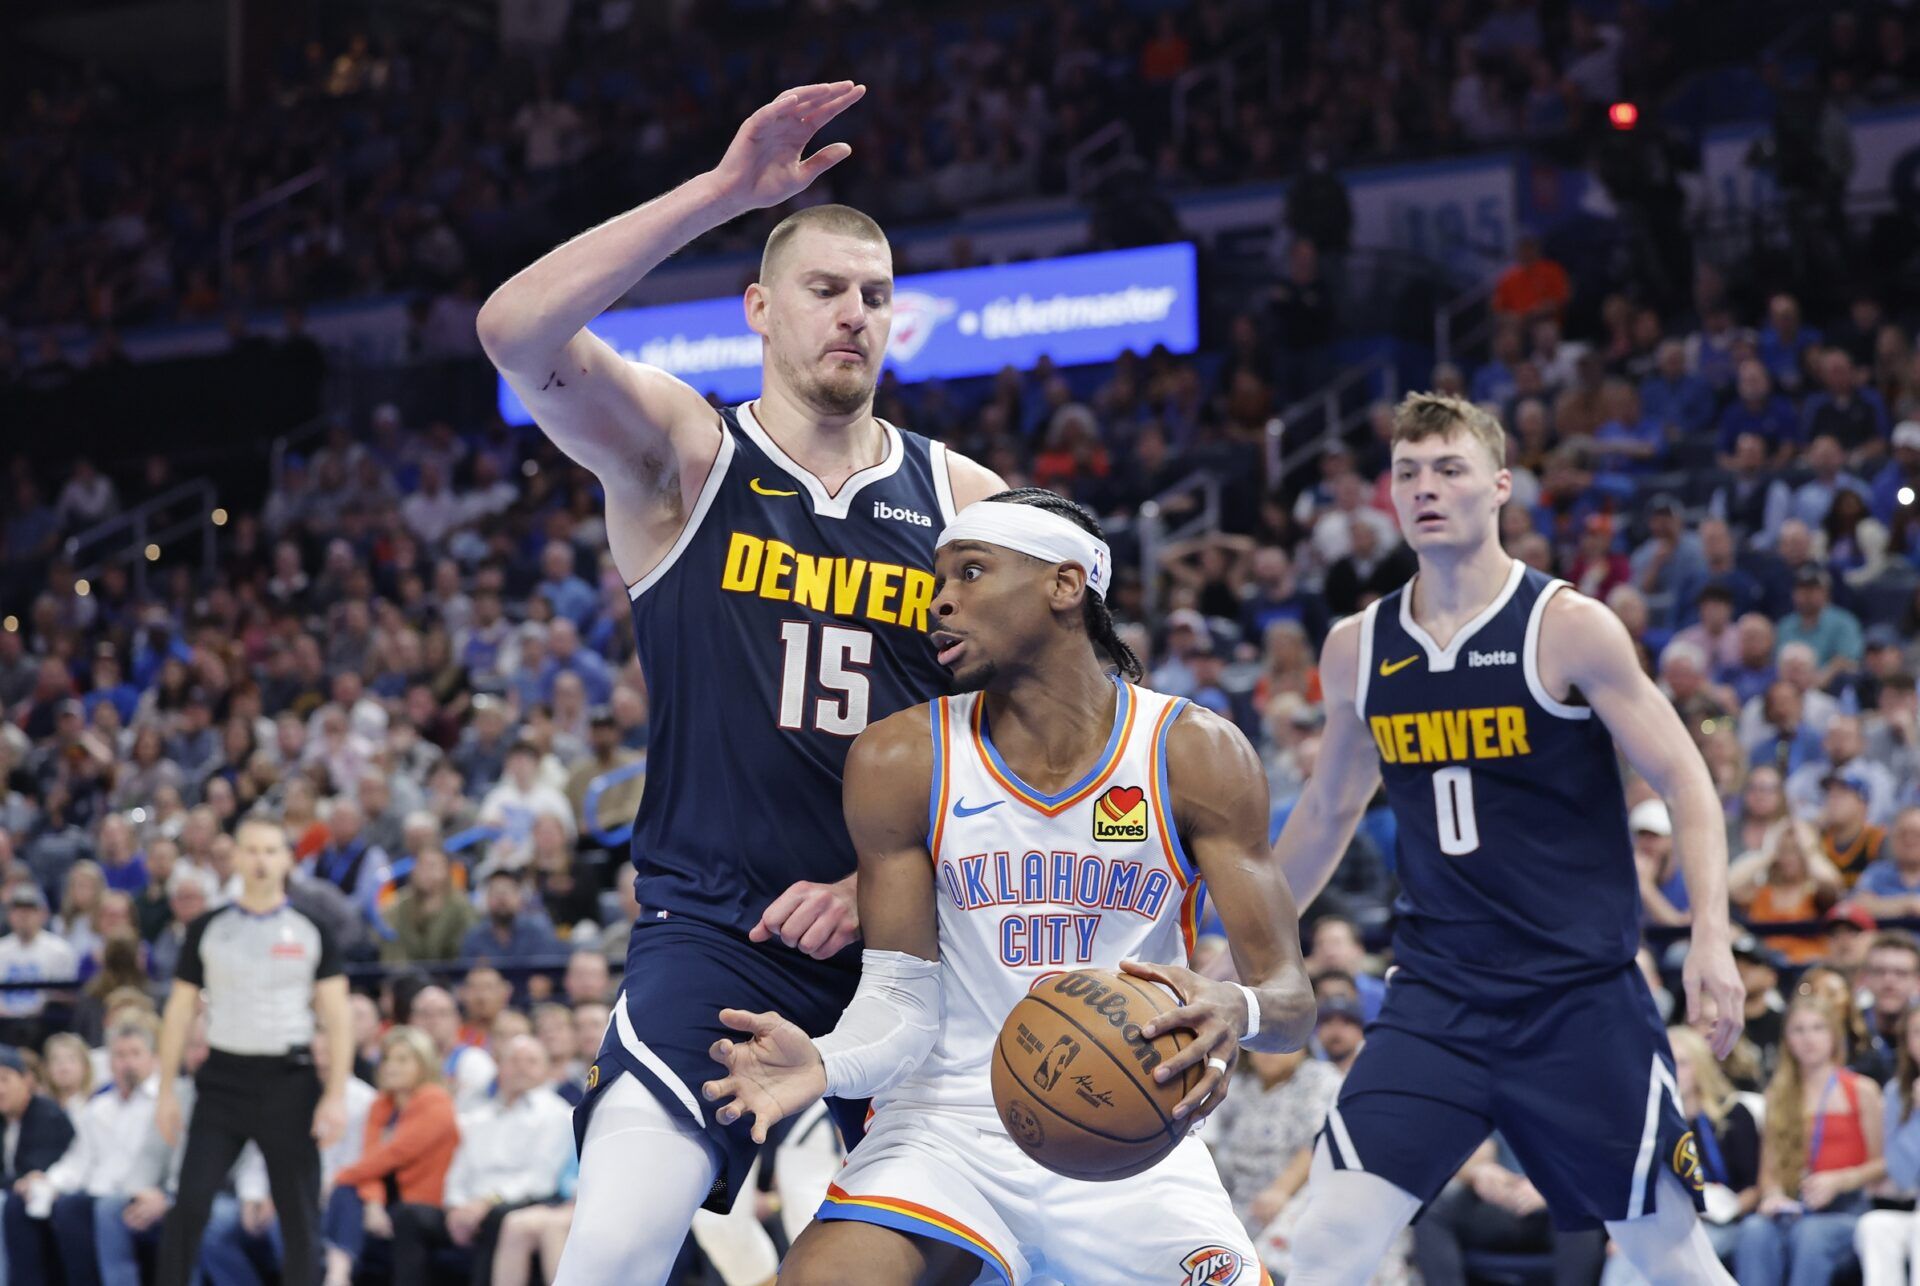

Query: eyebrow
[[801, 272, 892, 291]]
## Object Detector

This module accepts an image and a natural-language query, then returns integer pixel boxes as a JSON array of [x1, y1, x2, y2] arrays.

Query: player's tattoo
[[540, 370, 566, 391]]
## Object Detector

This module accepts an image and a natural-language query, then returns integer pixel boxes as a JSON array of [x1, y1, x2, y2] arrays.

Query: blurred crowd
[[7, 0, 1918, 337]]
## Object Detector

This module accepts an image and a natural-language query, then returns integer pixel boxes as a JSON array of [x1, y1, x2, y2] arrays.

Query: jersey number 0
[[776, 622, 873, 736], [1434, 766, 1481, 856]]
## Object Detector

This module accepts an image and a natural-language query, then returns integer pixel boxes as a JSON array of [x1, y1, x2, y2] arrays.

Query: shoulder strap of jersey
[[1355, 597, 1385, 718], [1521, 578, 1593, 720], [927, 697, 955, 856]]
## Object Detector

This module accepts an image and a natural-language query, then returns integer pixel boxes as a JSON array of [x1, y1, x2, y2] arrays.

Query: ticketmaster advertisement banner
[[496, 242, 1199, 418]]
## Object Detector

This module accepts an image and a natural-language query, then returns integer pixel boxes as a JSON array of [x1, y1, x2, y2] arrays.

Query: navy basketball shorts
[[574, 916, 865, 1213], [1321, 965, 1706, 1231]]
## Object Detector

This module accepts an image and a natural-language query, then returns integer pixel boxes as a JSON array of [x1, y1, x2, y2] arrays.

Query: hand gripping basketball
[[711, 82, 866, 212], [703, 1008, 828, 1144], [1120, 959, 1243, 1123]]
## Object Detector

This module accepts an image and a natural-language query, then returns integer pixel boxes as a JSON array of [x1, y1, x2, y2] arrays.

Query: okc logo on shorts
[[1672, 1131, 1704, 1191], [1093, 785, 1149, 843], [1179, 1245, 1243, 1285], [886, 291, 958, 363]]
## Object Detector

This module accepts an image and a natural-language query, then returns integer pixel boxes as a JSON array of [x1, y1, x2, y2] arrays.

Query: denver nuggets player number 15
[[1277, 394, 1746, 1286], [479, 81, 1005, 1284], [705, 491, 1316, 1286]]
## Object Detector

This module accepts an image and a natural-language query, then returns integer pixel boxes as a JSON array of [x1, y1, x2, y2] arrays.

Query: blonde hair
[[1762, 998, 1848, 1191], [1667, 1026, 1737, 1126], [1391, 391, 1507, 468], [59, 860, 106, 928], [40, 1033, 94, 1100], [379, 1025, 443, 1089], [760, 204, 888, 283]]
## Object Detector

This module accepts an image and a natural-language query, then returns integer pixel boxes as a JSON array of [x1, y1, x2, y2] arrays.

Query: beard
[[947, 658, 998, 694], [773, 345, 875, 417]]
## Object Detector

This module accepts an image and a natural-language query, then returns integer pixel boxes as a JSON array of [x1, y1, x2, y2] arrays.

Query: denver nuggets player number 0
[[1277, 394, 1746, 1286], [480, 81, 1005, 1283]]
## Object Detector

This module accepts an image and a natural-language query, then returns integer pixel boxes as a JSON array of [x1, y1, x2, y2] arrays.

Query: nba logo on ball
[[1093, 785, 1149, 843], [1180, 1245, 1243, 1285]]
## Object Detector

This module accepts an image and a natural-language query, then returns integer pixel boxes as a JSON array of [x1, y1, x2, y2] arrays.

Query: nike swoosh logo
[[750, 477, 799, 497], [1379, 655, 1420, 677], [953, 798, 1004, 818]]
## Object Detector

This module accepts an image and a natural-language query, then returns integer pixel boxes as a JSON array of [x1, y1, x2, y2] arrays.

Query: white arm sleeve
[[810, 949, 942, 1100]]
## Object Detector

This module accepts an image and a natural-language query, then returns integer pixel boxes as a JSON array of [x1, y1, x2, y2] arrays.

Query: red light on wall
[[1608, 101, 1639, 130]]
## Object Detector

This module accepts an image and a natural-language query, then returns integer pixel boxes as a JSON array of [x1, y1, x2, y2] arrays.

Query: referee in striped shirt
[[152, 816, 353, 1286]]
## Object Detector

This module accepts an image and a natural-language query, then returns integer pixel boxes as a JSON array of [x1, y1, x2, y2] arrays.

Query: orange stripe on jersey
[[1178, 877, 1207, 962], [822, 1184, 1015, 1284], [970, 683, 1138, 817], [928, 699, 953, 861], [1148, 696, 1192, 890]]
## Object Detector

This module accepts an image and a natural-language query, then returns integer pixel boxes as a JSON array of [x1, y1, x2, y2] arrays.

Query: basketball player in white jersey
[[480, 83, 1005, 1282], [1274, 394, 1746, 1285], [704, 490, 1317, 1286]]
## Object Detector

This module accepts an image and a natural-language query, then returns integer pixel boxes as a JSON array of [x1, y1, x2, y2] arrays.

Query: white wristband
[[1236, 984, 1261, 1042]]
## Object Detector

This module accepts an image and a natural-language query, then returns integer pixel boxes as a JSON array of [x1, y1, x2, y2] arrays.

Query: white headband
[[936, 501, 1112, 599]]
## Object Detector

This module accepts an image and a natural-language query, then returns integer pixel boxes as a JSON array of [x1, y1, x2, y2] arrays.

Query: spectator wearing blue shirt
[[1719, 612, 1779, 707], [538, 619, 613, 706], [535, 541, 597, 629], [1593, 378, 1666, 475], [1869, 421, 1920, 524], [1303, 915, 1385, 1023], [1790, 435, 1873, 532], [1848, 808, 1920, 919], [1640, 340, 1715, 440], [1631, 800, 1691, 927], [81, 651, 138, 726], [1777, 567, 1865, 683], [1470, 325, 1524, 406], [1717, 361, 1801, 467], [1756, 292, 1820, 396], [1801, 350, 1891, 468], [1628, 495, 1706, 630], [1695, 520, 1766, 620], [460, 871, 561, 966]]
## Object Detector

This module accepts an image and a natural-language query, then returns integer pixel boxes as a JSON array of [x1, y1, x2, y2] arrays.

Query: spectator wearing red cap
[[1825, 904, 1880, 976]]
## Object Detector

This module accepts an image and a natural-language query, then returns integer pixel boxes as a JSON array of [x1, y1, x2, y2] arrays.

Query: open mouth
[[930, 629, 966, 667], [1414, 510, 1445, 528]]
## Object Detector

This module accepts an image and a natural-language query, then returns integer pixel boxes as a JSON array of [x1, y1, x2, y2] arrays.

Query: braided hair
[[984, 488, 1144, 682]]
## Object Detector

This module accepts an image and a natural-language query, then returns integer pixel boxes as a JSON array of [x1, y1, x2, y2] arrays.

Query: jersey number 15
[[777, 622, 873, 736]]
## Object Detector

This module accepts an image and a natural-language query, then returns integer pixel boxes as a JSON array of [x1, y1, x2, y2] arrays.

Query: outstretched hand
[[712, 82, 866, 211], [703, 1008, 828, 1144]]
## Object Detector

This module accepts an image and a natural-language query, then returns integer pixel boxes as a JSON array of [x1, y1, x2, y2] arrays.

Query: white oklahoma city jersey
[[884, 677, 1205, 1114]]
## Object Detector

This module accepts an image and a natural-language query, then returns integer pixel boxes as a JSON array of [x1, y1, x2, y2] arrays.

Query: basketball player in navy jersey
[[1278, 394, 1746, 1285], [478, 82, 1004, 1283]]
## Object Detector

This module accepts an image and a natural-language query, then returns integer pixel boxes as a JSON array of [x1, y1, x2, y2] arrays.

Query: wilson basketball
[[990, 968, 1201, 1181]]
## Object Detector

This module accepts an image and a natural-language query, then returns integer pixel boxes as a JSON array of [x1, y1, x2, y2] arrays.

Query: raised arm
[[1128, 706, 1316, 1121], [1540, 589, 1745, 1057], [706, 707, 940, 1141], [476, 82, 865, 582], [1271, 615, 1383, 905]]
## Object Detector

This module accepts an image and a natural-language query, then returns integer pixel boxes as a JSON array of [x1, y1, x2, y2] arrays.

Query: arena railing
[[64, 478, 223, 600], [1266, 353, 1398, 484], [1433, 273, 1499, 370], [1137, 471, 1224, 621]]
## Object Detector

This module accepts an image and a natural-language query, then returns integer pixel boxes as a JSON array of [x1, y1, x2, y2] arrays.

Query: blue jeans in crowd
[[92, 1195, 177, 1286], [199, 1193, 281, 1286], [1734, 1199, 1866, 1286], [3, 1191, 100, 1286]]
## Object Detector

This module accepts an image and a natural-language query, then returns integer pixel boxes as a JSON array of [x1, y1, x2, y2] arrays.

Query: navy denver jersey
[[625, 401, 957, 946], [1357, 561, 1636, 1005]]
